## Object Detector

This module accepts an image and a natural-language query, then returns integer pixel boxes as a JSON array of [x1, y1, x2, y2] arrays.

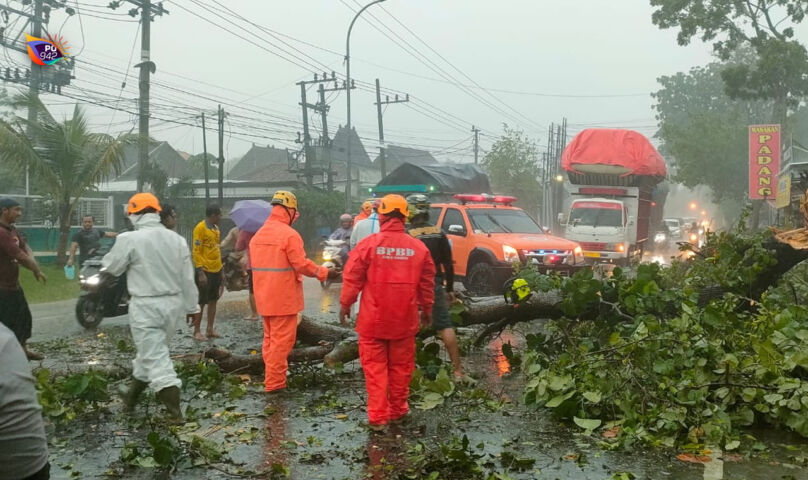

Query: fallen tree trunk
[[195, 294, 570, 373]]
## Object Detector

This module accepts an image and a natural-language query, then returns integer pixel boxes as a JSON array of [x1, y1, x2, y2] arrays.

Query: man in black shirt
[[406, 194, 463, 379], [67, 215, 117, 268]]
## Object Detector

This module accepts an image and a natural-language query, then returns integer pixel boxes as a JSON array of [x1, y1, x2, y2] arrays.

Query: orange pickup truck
[[428, 194, 586, 295]]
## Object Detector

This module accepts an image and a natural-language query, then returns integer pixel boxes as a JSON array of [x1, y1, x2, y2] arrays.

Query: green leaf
[[583, 391, 602, 404], [764, 393, 784, 404], [573, 417, 602, 431], [545, 390, 574, 408], [725, 440, 740, 451], [417, 392, 445, 410]]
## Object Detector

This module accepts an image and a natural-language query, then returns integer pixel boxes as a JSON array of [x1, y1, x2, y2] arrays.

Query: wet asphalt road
[[29, 277, 339, 343]]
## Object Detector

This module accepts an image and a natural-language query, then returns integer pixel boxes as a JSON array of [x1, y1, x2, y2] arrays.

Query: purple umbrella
[[230, 199, 272, 233]]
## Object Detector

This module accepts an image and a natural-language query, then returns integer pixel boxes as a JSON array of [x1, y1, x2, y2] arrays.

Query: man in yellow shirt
[[191, 205, 223, 341]]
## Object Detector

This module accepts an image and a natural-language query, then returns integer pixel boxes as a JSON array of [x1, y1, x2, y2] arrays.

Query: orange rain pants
[[262, 314, 299, 392], [358, 335, 416, 425]]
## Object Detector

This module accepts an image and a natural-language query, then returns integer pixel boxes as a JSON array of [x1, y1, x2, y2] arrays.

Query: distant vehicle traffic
[[431, 194, 585, 296]]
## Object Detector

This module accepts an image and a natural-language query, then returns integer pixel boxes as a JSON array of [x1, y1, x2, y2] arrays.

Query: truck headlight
[[503, 245, 520, 263]]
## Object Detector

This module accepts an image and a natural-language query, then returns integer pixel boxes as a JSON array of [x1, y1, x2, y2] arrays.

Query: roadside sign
[[749, 124, 781, 200], [776, 175, 791, 209]]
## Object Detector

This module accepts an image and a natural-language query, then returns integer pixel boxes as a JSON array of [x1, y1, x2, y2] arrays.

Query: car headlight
[[503, 245, 520, 263]]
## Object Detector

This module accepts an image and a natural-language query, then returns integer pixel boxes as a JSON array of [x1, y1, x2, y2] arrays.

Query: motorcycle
[[75, 248, 130, 329], [320, 239, 347, 288], [652, 229, 672, 253]]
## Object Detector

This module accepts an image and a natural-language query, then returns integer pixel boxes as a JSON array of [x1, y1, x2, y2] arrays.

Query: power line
[[340, 0, 539, 132]]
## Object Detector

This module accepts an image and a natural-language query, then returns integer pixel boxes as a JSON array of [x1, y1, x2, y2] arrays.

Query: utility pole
[[296, 73, 338, 187], [117, 0, 167, 191], [374, 79, 408, 178], [201, 112, 210, 205], [296, 72, 351, 189], [299, 81, 312, 187], [472, 125, 481, 165], [318, 83, 333, 192], [136, 0, 150, 192], [22, 0, 43, 195], [217, 104, 225, 205]]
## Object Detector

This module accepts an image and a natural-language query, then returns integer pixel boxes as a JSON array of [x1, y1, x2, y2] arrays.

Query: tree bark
[[56, 202, 71, 266]]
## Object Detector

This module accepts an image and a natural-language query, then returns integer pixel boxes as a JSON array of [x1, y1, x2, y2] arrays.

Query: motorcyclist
[[250, 190, 329, 393], [339, 194, 436, 430], [103, 193, 199, 421], [406, 194, 463, 380], [329, 213, 353, 264]]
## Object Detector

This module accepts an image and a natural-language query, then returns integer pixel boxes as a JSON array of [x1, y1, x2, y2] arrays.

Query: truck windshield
[[569, 203, 623, 227], [467, 209, 543, 234]]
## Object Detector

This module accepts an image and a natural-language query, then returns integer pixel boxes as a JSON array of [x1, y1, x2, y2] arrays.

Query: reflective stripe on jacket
[[250, 206, 327, 316], [340, 218, 436, 339]]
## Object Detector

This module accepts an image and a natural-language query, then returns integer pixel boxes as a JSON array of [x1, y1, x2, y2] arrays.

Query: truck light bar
[[454, 194, 517, 205]]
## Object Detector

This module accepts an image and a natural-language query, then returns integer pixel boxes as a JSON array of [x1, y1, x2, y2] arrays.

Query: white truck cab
[[561, 186, 647, 265]]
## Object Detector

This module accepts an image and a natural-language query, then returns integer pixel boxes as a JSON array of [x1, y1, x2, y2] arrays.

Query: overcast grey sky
[[6, 0, 720, 163]]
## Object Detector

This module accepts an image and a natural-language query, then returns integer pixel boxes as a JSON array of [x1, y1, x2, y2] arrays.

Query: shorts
[[431, 279, 453, 331], [0, 288, 33, 343], [247, 270, 254, 294], [196, 270, 222, 305]]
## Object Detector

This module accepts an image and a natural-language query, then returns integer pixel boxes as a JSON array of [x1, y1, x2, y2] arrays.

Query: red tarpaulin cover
[[562, 129, 667, 177]]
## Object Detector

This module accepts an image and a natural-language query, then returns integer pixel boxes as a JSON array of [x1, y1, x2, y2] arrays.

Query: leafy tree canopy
[[482, 125, 541, 217], [653, 55, 774, 204], [650, 0, 808, 114]]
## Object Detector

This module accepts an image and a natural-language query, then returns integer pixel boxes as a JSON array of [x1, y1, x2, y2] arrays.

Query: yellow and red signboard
[[749, 124, 781, 200]]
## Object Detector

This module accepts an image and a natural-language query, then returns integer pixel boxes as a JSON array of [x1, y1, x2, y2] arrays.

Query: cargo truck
[[559, 129, 667, 265]]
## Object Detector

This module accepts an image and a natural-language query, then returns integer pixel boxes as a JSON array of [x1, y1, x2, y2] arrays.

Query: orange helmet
[[127, 192, 162, 214], [378, 194, 408, 217]]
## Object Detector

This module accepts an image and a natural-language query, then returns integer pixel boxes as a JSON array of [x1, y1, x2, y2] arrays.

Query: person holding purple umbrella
[[229, 200, 273, 321]]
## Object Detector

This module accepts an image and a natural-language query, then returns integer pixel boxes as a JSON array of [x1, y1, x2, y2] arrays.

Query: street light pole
[[345, 0, 386, 212]]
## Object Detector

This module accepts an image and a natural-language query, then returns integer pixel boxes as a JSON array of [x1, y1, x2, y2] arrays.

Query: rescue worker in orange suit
[[250, 190, 329, 393], [339, 194, 436, 431], [353, 199, 373, 227]]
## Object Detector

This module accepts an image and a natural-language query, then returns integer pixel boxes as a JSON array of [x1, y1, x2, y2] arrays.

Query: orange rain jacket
[[340, 218, 436, 339], [249, 206, 328, 316], [353, 211, 369, 226]]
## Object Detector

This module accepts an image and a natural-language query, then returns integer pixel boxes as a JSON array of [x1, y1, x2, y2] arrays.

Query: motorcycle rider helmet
[[340, 213, 352, 223], [127, 192, 162, 214], [406, 194, 430, 221], [378, 194, 408, 218], [271, 190, 298, 210]]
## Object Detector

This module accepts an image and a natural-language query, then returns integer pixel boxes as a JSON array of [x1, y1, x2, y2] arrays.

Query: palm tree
[[0, 97, 130, 264]]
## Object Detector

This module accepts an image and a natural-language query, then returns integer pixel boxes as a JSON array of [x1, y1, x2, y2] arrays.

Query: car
[[663, 218, 682, 239], [429, 194, 587, 296]]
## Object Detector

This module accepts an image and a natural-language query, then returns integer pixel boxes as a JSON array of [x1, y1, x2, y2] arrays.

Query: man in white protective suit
[[102, 192, 199, 421]]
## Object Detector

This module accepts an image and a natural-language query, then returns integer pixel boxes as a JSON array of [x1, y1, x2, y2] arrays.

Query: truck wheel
[[76, 297, 104, 329], [464, 262, 496, 296]]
